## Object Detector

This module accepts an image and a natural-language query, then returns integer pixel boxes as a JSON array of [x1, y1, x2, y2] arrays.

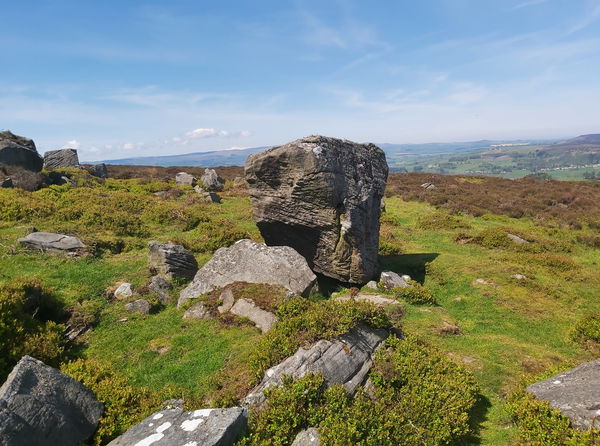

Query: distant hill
[[556, 134, 600, 145]]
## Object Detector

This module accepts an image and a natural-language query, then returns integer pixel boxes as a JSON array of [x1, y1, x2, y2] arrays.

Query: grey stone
[[292, 428, 321, 446], [179, 239, 317, 307], [512, 274, 528, 280], [0, 131, 43, 171], [148, 241, 198, 281], [334, 293, 399, 306], [421, 182, 436, 190], [183, 302, 211, 320], [217, 289, 235, 314], [380, 197, 386, 213], [126, 299, 151, 315], [527, 359, 600, 430], [244, 324, 388, 407], [107, 407, 247, 446], [201, 168, 225, 192], [43, 149, 80, 169], [230, 298, 277, 333], [89, 163, 108, 178], [233, 176, 246, 187], [245, 135, 388, 284], [176, 172, 197, 187], [149, 275, 173, 305], [366, 280, 378, 289], [114, 282, 134, 300], [380, 271, 411, 290], [1, 177, 13, 188], [0, 356, 103, 446], [507, 233, 530, 244], [18, 232, 84, 252]]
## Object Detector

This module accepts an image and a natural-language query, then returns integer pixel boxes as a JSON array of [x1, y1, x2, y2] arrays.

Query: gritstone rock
[[148, 241, 198, 281], [178, 239, 317, 307], [183, 302, 211, 320], [245, 135, 388, 284], [292, 428, 321, 446], [149, 275, 173, 305], [176, 172, 197, 187], [125, 299, 151, 315], [380, 271, 411, 290], [18, 232, 84, 253], [0, 356, 103, 446], [114, 282, 133, 300], [43, 149, 80, 169], [230, 298, 277, 333], [89, 163, 108, 178], [201, 168, 225, 191], [0, 131, 43, 171]]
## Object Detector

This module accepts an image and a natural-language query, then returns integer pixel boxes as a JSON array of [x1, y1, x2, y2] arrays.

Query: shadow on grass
[[379, 253, 439, 284], [465, 393, 493, 445]]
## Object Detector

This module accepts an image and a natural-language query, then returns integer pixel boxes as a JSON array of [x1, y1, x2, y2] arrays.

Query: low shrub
[[571, 313, 600, 345], [417, 212, 471, 230], [173, 219, 249, 253], [577, 234, 600, 248], [393, 282, 437, 305]]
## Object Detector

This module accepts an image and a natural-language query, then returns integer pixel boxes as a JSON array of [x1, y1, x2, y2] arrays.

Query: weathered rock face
[[149, 275, 173, 305], [233, 176, 246, 187], [89, 163, 108, 178], [380, 271, 411, 290], [114, 282, 134, 300], [183, 302, 211, 320], [244, 324, 388, 407], [292, 428, 321, 446], [201, 168, 225, 191], [179, 239, 317, 307], [18, 232, 85, 253], [125, 299, 151, 315], [0, 356, 103, 446], [0, 131, 43, 172], [107, 407, 247, 446], [176, 172, 197, 187], [148, 241, 198, 280], [230, 298, 277, 333], [43, 149, 80, 169], [527, 359, 600, 430], [245, 135, 388, 284]]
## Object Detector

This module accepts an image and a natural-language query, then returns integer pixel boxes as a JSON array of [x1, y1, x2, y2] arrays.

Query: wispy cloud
[[568, 1, 600, 34], [510, 0, 548, 11]]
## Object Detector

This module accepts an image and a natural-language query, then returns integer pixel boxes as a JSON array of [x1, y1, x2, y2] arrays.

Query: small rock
[[43, 148, 80, 169], [18, 232, 85, 253], [512, 274, 528, 280], [435, 321, 461, 335], [183, 302, 211, 320], [462, 356, 477, 364], [149, 276, 173, 305], [417, 308, 432, 313], [201, 168, 225, 192], [117, 318, 128, 323], [217, 289, 235, 314], [421, 182, 436, 190], [365, 280, 378, 289], [507, 233, 530, 245], [175, 172, 197, 187], [380, 197, 386, 213], [1, 177, 13, 188], [114, 283, 134, 300], [453, 296, 464, 302], [473, 278, 495, 286], [125, 299, 150, 315], [380, 271, 411, 290], [230, 298, 277, 333], [292, 427, 321, 446], [334, 293, 399, 306]]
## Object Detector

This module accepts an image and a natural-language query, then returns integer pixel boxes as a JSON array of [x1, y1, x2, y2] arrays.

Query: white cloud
[[569, 2, 600, 34], [62, 139, 80, 150], [122, 142, 135, 150], [510, 0, 548, 11]]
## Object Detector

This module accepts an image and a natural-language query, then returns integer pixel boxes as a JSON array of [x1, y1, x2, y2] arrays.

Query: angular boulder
[[176, 172, 197, 187], [43, 149, 80, 169], [148, 241, 198, 280], [89, 163, 108, 178], [18, 232, 84, 253], [380, 271, 411, 290], [527, 359, 600, 430], [243, 324, 388, 407], [183, 302, 211, 320], [292, 428, 321, 446], [149, 275, 173, 305], [245, 135, 388, 284], [230, 298, 277, 333], [0, 131, 43, 172], [0, 356, 103, 446], [107, 407, 247, 446], [114, 282, 133, 300], [125, 299, 151, 315], [201, 168, 225, 191], [178, 239, 317, 307]]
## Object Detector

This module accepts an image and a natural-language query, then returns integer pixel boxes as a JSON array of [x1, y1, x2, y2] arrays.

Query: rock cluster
[[0, 131, 43, 171], [0, 356, 103, 446], [43, 148, 80, 169], [245, 135, 388, 284]]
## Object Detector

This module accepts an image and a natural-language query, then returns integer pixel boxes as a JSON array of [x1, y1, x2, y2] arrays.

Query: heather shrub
[[417, 212, 470, 230], [392, 282, 437, 305], [571, 313, 600, 345]]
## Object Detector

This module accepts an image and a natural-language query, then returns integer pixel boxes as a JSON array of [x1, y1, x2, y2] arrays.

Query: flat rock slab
[[230, 298, 277, 333], [18, 232, 84, 252], [107, 407, 247, 446], [179, 239, 317, 307], [244, 324, 388, 407], [334, 293, 399, 306], [527, 359, 600, 430], [0, 356, 103, 446]]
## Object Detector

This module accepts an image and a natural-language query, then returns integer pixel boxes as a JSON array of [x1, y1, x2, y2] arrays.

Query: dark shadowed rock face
[[148, 241, 198, 280], [107, 407, 247, 446], [0, 356, 103, 446], [201, 168, 225, 192], [527, 359, 600, 430], [245, 135, 388, 284], [0, 131, 43, 172], [43, 149, 80, 169]]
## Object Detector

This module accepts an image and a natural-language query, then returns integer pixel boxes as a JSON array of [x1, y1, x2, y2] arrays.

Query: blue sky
[[1, 0, 599, 160]]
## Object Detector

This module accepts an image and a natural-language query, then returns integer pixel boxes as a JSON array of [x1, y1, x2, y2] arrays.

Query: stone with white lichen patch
[[107, 407, 247, 446]]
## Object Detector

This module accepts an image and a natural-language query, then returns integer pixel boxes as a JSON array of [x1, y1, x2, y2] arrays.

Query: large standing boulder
[[107, 407, 247, 446], [527, 359, 600, 430], [43, 148, 80, 169], [243, 324, 388, 407], [0, 131, 43, 172], [245, 135, 388, 284], [148, 241, 198, 280], [0, 356, 103, 446], [178, 239, 317, 307], [18, 232, 85, 253], [201, 168, 225, 191], [176, 172, 197, 187]]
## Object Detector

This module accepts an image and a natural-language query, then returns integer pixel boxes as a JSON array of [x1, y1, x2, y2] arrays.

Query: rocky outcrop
[[245, 135, 388, 284], [201, 168, 225, 191], [292, 428, 321, 446], [43, 149, 80, 169], [0, 356, 103, 446], [18, 232, 84, 253], [126, 299, 151, 315], [89, 163, 108, 178], [148, 241, 198, 280], [183, 302, 211, 320], [176, 172, 197, 187], [107, 407, 247, 446], [149, 275, 173, 305], [244, 324, 388, 407], [230, 298, 277, 333], [380, 271, 411, 290], [179, 239, 317, 307], [0, 131, 43, 172], [527, 359, 600, 430]]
